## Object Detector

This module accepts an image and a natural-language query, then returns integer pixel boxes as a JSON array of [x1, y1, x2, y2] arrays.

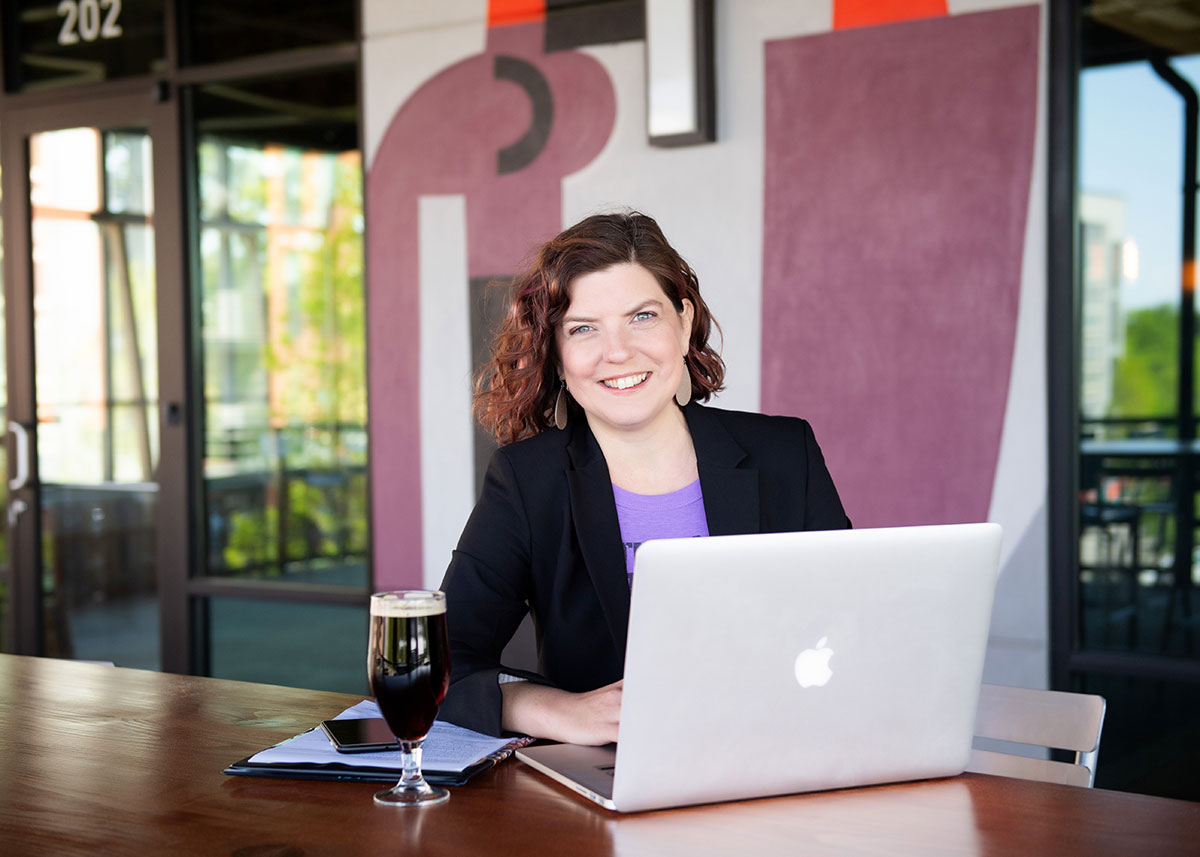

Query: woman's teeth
[[603, 373, 648, 390]]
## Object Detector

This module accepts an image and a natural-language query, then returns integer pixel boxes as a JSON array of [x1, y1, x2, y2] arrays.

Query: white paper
[[248, 700, 520, 774]]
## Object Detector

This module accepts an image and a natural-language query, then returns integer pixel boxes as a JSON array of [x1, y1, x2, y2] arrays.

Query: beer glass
[[368, 590, 452, 806]]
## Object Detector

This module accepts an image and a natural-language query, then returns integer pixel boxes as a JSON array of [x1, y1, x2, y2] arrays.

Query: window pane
[[190, 67, 367, 589], [179, 0, 355, 67], [1077, 54, 1200, 659], [105, 132, 154, 216], [29, 127, 160, 668], [2, 0, 165, 93], [1078, 61, 1188, 438], [1079, 673, 1200, 801], [1078, 463, 1177, 655], [204, 597, 367, 694]]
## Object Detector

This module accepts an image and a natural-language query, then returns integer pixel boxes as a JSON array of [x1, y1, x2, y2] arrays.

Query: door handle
[[8, 420, 30, 491], [7, 498, 28, 528]]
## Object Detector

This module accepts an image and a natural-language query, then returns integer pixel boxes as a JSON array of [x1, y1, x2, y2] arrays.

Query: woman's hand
[[500, 679, 623, 745]]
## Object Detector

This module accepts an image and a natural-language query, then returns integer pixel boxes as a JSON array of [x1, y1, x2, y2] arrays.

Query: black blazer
[[438, 402, 850, 736]]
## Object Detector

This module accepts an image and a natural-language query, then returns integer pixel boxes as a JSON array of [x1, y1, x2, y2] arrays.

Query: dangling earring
[[554, 380, 569, 430], [675, 358, 692, 407]]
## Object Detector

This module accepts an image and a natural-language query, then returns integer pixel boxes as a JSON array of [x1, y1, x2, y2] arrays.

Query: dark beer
[[368, 594, 451, 742], [367, 590, 452, 806]]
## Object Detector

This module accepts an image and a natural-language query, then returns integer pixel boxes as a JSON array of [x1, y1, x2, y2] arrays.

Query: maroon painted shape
[[367, 22, 615, 586], [761, 6, 1040, 528]]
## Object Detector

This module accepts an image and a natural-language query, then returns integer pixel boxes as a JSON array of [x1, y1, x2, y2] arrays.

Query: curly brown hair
[[475, 212, 725, 446]]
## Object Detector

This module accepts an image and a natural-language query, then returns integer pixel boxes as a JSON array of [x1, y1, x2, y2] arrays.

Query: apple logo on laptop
[[794, 637, 834, 688]]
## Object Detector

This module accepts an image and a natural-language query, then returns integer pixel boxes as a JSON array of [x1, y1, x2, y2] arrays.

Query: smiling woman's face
[[556, 262, 693, 439]]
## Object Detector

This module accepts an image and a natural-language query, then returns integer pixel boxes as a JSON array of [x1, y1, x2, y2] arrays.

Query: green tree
[[266, 152, 366, 440], [1108, 305, 1200, 422]]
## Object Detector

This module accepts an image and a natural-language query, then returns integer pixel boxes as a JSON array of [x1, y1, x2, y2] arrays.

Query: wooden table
[[1, 655, 1197, 857]]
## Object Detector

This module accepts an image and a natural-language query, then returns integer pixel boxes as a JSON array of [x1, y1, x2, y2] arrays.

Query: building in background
[[1078, 192, 1127, 425]]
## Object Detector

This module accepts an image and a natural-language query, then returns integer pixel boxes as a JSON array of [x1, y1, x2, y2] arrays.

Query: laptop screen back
[[611, 523, 1002, 812]]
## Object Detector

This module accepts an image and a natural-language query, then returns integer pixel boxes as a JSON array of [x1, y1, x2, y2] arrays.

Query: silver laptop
[[516, 522, 1003, 812]]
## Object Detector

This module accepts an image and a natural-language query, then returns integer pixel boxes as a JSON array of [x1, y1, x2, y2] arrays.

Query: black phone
[[320, 718, 401, 753]]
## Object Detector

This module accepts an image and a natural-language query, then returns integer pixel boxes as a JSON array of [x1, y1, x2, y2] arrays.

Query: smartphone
[[320, 718, 402, 753]]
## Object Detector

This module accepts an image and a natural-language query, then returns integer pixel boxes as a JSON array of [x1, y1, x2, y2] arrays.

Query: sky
[[1079, 56, 1200, 310]]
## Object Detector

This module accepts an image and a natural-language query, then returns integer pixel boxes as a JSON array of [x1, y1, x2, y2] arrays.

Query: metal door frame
[[0, 86, 194, 672]]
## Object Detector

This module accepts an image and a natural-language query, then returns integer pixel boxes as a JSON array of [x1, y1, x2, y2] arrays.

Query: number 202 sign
[[58, 0, 123, 46]]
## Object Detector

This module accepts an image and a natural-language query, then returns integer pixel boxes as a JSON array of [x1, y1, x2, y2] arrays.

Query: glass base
[[368, 734, 447, 807], [373, 782, 449, 807]]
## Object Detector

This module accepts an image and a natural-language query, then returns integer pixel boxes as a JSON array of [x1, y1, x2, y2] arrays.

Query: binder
[[224, 700, 531, 787]]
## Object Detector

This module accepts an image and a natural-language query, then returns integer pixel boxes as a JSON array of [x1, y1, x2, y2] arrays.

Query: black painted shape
[[545, 0, 645, 52], [469, 275, 513, 495], [494, 55, 554, 175]]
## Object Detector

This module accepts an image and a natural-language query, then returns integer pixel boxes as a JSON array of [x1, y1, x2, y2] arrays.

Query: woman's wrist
[[500, 681, 568, 738], [499, 679, 622, 745]]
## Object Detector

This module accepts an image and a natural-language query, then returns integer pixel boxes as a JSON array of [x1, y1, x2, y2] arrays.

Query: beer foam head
[[371, 590, 446, 617]]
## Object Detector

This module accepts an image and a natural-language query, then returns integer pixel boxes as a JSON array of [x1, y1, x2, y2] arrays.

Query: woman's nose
[[602, 327, 632, 362]]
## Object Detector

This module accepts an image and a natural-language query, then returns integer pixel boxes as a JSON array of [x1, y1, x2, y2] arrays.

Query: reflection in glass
[[178, 0, 355, 67], [1080, 673, 1200, 801], [206, 597, 367, 694], [29, 127, 159, 668], [197, 134, 367, 588], [105, 132, 153, 216], [1, 0, 165, 92]]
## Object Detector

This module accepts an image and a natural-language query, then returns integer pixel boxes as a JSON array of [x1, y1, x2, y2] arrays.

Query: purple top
[[612, 479, 709, 587]]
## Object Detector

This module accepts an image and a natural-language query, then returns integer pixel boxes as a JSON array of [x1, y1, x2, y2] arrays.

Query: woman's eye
[[568, 324, 593, 336], [633, 311, 656, 322]]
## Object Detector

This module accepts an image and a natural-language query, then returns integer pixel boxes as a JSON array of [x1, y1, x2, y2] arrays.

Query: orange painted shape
[[834, 0, 948, 30], [489, 0, 545, 28]]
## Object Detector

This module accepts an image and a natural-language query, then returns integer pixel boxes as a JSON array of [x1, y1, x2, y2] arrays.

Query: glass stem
[[398, 740, 426, 788]]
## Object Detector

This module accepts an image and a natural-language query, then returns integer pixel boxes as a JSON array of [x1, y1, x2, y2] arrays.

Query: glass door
[[31, 126, 160, 666], [2, 93, 189, 670]]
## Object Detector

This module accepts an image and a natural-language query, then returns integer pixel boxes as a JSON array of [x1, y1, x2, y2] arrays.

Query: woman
[[440, 212, 849, 742]]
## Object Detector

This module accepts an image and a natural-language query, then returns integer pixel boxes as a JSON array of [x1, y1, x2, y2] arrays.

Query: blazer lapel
[[685, 403, 761, 536], [565, 422, 632, 661]]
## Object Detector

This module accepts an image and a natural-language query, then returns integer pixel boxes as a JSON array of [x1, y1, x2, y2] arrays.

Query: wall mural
[[366, 0, 1042, 588], [367, 3, 622, 585]]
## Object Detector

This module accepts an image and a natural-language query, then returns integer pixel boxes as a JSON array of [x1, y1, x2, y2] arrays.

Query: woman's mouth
[[602, 372, 649, 390]]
